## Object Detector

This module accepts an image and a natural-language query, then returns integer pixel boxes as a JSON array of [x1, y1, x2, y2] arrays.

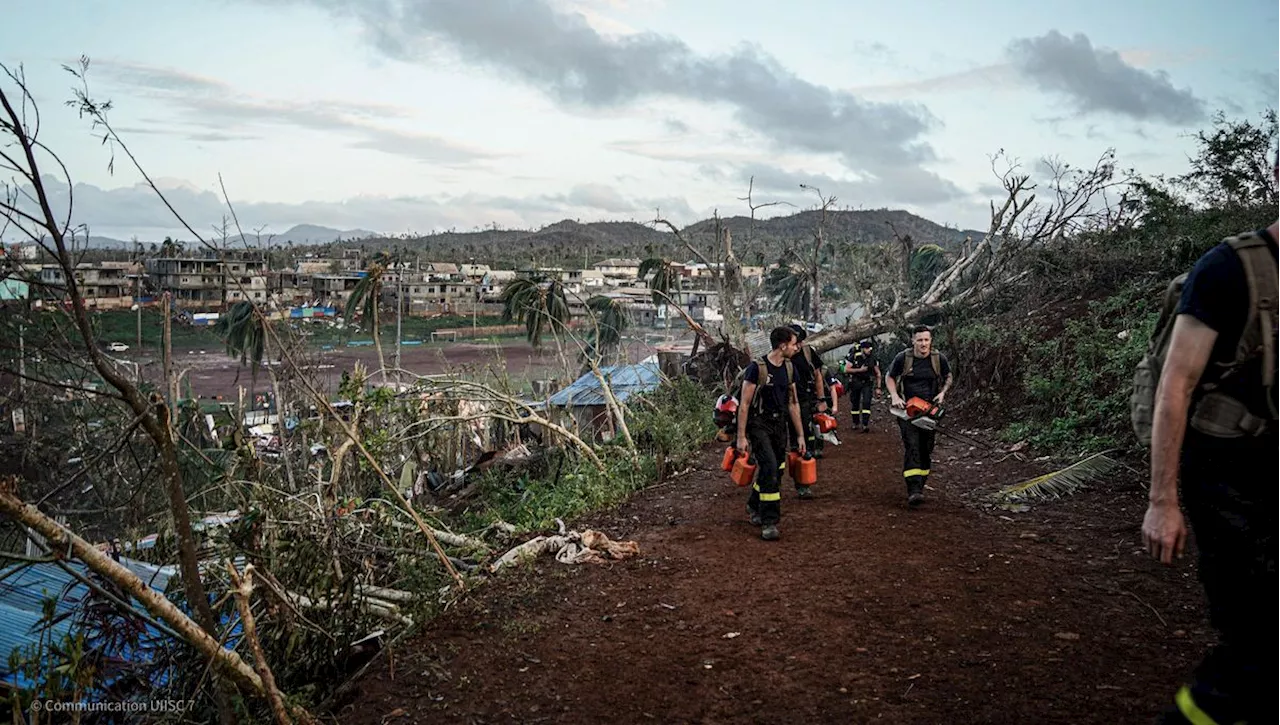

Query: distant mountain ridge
[[80, 224, 379, 249], [344, 209, 987, 267], [71, 210, 984, 265]]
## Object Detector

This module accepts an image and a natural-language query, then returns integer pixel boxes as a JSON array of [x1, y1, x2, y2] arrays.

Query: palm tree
[[909, 244, 947, 294], [347, 253, 389, 383], [639, 257, 680, 336], [500, 276, 571, 349], [584, 295, 630, 363], [765, 263, 811, 317], [214, 299, 267, 411]]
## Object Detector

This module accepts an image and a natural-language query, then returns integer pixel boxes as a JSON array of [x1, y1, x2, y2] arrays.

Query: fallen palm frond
[[994, 450, 1119, 502]]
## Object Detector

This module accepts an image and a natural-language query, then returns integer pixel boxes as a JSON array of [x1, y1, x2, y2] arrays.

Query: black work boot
[[761, 524, 780, 541], [906, 480, 925, 508]]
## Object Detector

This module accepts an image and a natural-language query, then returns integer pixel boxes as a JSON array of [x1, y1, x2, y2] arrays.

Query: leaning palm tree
[[583, 295, 630, 364], [639, 257, 680, 337], [347, 254, 389, 383], [766, 263, 811, 317], [214, 300, 266, 395]]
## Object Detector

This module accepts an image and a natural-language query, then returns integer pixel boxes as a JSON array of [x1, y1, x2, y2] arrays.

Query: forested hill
[[342, 209, 985, 268]]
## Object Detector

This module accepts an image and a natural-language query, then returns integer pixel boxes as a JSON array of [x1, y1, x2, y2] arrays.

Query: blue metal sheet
[[545, 363, 662, 407]]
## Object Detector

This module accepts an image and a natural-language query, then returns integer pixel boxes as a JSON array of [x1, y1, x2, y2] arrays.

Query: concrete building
[[146, 251, 267, 311]]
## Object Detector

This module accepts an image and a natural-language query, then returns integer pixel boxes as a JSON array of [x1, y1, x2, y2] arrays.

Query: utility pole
[[162, 291, 175, 419], [395, 256, 404, 384], [135, 273, 142, 350]]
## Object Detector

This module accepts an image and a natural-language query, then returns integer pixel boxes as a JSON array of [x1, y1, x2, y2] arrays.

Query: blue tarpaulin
[[545, 362, 662, 407]]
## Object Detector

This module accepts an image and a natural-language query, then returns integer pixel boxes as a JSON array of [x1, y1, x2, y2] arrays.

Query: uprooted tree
[[804, 149, 1136, 354]]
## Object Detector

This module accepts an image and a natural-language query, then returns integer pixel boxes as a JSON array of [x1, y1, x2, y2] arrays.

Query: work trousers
[[848, 382, 874, 427], [1158, 427, 1277, 725], [745, 413, 788, 525], [897, 418, 936, 496], [790, 397, 822, 462]]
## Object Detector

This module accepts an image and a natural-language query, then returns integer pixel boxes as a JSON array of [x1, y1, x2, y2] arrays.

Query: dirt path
[[336, 402, 1211, 724]]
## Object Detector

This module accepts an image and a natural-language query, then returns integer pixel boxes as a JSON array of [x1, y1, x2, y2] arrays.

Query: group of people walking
[[732, 322, 952, 541]]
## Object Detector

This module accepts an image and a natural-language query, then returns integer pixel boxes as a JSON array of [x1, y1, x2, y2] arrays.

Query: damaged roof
[[545, 362, 663, 407]]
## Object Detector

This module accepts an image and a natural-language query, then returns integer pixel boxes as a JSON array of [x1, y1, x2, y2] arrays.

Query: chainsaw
[[890, 396, 990, 448]]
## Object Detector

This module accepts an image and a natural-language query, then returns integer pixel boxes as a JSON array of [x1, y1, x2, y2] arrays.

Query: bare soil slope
[[337, 402, 1210, 724]]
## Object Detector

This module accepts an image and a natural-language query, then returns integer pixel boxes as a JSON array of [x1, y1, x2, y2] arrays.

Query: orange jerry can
[[814, 412, 837, 433], [730, 454, 757, 487], [721, 446, 741, 472], [794, 452, 818, 486], [786, 449, 802, 475]]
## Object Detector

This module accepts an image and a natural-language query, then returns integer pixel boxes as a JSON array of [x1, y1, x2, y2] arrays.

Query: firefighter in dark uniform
[[737, 326, 807, 541], [1142, 221, 1278, 724], [843, 339, 881, 432], [787, 323, 829, 471], [885, 325, 952, 508]]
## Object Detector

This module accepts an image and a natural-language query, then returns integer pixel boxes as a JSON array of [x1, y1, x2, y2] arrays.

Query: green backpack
[[1130, 232, 1278, 444]]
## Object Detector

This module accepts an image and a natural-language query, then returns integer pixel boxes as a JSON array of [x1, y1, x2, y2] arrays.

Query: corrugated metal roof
[[0, 557, 175, 685], [545, 363, 662, 407]]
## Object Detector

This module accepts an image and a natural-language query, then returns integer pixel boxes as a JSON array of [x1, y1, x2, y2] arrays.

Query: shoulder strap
[[783, 359, 794, 388], [930, 351, 941, 378], [898, 348, 913, 378], [1226, 234, 1277, 415]]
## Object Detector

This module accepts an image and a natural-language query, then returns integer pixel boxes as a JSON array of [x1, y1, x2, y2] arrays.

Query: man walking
[[1142, 219, 1277, 724], [737, 326, 807, 541], [885, 325, 952, 508], [786, 324, 829, 488], [843, 339, 881, 432]]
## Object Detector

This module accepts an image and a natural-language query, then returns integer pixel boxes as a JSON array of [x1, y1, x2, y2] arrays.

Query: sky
[[2, 0, 1277, 243]]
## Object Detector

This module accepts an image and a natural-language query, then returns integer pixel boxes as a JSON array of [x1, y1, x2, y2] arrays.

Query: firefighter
[[1142, 217, 1277, 724], [787, 323, 829, 471], [843, 339, 881, 432], [713, 393, 738, 443], [736, 326, 807, 541], [885, 325, 952, 508]]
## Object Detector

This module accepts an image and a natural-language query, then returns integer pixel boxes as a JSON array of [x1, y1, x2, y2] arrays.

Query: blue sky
[[2, 0, 1277, 242]]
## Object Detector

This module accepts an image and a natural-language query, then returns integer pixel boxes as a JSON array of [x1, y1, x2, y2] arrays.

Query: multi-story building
[[40, 262, 138, 309], [267, 270, 314, 306], [310, 273, 365, 309], [592, 258, 641, 281], [146, 250, 267, 311]]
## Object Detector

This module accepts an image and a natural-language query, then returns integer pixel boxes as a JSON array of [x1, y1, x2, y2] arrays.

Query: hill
[[343, 209, 982, 267], [270, 224, 379, 245]]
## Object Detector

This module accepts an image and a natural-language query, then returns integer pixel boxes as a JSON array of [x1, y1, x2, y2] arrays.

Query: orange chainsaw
[[891, 396, 989, 448]]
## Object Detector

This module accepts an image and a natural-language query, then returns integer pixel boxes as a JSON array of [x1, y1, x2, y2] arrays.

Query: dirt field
[[126, 339, 659, 399], [330, 399, 1212, 724]]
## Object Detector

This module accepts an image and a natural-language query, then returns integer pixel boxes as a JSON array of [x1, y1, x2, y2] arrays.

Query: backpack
[[1130, 232, 1278, 444], [895, 350, 941, 386]]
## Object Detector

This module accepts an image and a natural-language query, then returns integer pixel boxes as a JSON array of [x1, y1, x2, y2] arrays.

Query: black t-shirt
[[790, 345, 823, 401], [888, 350, 951, 401], [743, 357, 791, 414], [1176, 229, 1278, 417], [845, 350, 876, 384]]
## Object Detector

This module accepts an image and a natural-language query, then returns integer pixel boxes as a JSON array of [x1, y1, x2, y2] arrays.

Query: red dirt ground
[[331, 400, 1214, 725]]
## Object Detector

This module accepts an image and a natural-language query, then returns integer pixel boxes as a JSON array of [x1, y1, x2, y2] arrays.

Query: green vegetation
[[461, 377, 716, 532], [945, 109, 1277, 455]]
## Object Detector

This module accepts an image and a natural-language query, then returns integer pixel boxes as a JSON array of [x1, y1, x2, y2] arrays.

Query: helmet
[[788, 323, 807, 342], [859, 338, 873, 348], [713, 394, 739, 428]]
